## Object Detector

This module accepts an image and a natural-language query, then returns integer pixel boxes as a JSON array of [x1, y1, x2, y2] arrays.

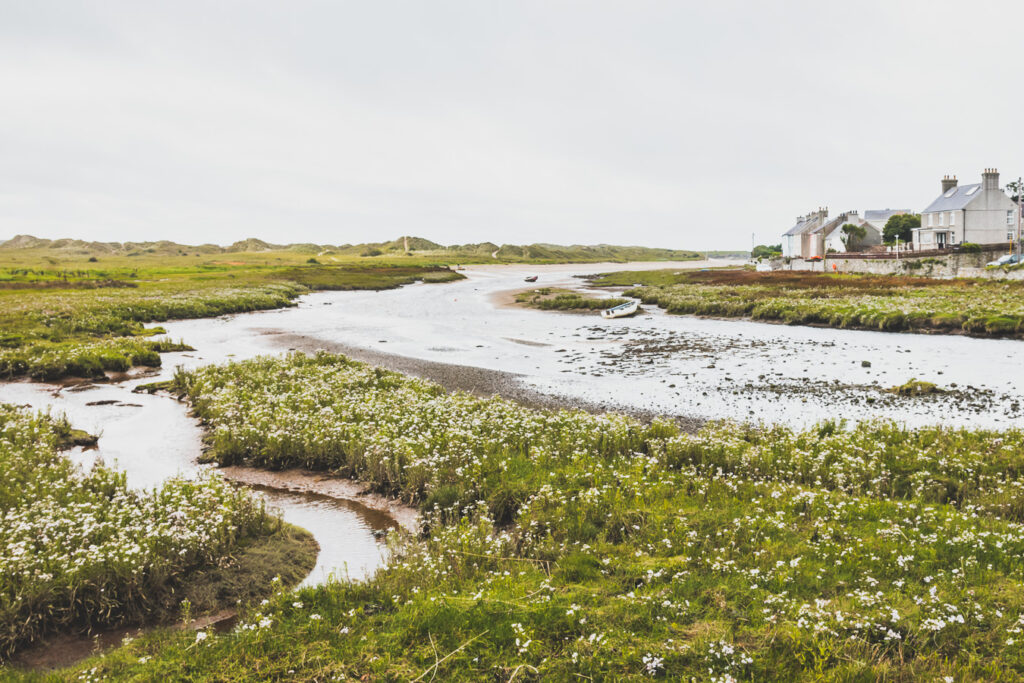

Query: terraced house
[[781, 208, 828, 258], [781, 208, 878, 258], [914, 169, 1019, 248]]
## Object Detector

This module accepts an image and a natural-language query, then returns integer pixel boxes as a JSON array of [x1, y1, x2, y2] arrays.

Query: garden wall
[[777, 246, 1018, 279]]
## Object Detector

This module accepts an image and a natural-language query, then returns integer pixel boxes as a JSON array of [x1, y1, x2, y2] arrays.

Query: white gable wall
[[962, 189, 1019, 244], [824, 221, 881, 253], [782, 234, 799, 258]]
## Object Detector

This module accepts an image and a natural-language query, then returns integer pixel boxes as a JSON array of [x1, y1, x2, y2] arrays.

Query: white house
[[781, 208, 828, 258], [782, 209, 880, 258], [817, 211, 880, 253], [914, 169, 1019, 248]]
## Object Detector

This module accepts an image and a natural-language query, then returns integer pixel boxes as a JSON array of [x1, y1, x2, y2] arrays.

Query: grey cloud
[[1, 0, 1022, 249]]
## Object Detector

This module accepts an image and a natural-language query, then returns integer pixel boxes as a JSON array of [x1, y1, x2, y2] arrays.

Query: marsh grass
[[0, 404, 288, 658], [53, 352, 1024, 680], [888, 379, 943, 396], [0, 258, 466, 380], [514, 287, 629, 311], [592, 269, 1024, 338]]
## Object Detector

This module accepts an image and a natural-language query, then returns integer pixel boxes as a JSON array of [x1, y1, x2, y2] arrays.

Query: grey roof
[[811, 215, 848, 236], [863, 209, 909, 222], [784, 215, 822, 237], [922, 184, 982, 213]]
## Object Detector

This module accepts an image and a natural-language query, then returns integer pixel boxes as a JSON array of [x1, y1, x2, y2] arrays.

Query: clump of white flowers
[[0, 404, 271, 656]]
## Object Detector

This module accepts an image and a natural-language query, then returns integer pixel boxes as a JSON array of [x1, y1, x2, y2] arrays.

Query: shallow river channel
[[3, 260, 1024, 583]]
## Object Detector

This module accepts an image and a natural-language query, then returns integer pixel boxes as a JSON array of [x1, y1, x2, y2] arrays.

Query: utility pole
[[821, 228, 827, 273]]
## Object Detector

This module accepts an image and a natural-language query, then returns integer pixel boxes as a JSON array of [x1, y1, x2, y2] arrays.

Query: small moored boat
[[600, 300, 639, 319], [524, 275, 538, 282]]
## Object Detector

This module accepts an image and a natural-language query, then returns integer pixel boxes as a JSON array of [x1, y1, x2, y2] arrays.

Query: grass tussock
[[50, 352, 1024, 680], [888, 379, 943, 396], [514, 287, 630, 312]]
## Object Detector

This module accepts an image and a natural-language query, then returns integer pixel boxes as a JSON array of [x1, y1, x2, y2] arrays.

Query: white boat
[[600, 300, 639, 319]]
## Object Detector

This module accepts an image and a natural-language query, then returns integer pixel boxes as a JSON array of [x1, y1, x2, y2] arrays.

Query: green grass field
[[0, 250, 464, 380], [19, 352, 1024, 681], [11, 239, 1024, 679]]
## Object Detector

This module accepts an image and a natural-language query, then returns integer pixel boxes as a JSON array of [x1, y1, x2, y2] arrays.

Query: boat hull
[[600, 300, 639, 319]]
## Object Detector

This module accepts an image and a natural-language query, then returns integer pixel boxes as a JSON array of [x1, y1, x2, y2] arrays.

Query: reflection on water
[[251, 485, 398, 585]]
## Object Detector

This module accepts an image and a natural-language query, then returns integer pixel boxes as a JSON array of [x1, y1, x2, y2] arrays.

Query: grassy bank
[[592, 269, 1024, 337], [514, 287, 629, 312], [40, 352, 1024, 680], [0, 257, 463, 380], [0, 404, 313, 660]]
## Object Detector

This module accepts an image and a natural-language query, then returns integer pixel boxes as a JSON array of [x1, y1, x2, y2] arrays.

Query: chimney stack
[[982, 168, 999, 192], [941, 175, 958, 193]]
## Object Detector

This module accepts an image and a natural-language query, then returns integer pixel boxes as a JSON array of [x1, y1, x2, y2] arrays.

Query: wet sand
[[9, 609, 237, 672], [218, 466, 419, 533], [272, 332, 704, 429]]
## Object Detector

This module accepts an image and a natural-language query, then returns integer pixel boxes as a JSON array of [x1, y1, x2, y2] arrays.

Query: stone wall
[[774, 246, 1016, 278]]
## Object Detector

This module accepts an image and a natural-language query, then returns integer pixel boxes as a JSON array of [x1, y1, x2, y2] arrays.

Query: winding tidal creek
[[3, 260, 1024, 584]]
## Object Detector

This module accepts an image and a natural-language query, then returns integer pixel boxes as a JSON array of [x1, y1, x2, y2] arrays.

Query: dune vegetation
[[0, 404, 315, 661], [29, 351, 1024, 680], [0, 234, 700, 268], [592, 269, 1024, 337]]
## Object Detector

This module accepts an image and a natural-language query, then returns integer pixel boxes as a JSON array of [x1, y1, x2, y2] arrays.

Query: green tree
[[752, 244, 782, 259], [840, 223, 867, 251], [883, 214, 920, 243], [1008, 180, 1022, 203]]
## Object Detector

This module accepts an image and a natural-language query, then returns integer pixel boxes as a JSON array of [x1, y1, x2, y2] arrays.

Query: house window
[[938, 213, 945, 226], [1009, 210, 1016, 226], [950, 211, 956, 225], [927, 214, 933, 227]]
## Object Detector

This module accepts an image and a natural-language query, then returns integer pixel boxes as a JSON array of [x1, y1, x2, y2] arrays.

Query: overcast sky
[[2, 1, 1022, 250]]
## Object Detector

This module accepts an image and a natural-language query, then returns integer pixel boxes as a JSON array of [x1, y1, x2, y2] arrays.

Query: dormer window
[[944, 188, 956, 198]]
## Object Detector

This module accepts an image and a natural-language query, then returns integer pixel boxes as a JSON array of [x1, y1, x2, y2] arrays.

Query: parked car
[[986, 253, 1021, 267]]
